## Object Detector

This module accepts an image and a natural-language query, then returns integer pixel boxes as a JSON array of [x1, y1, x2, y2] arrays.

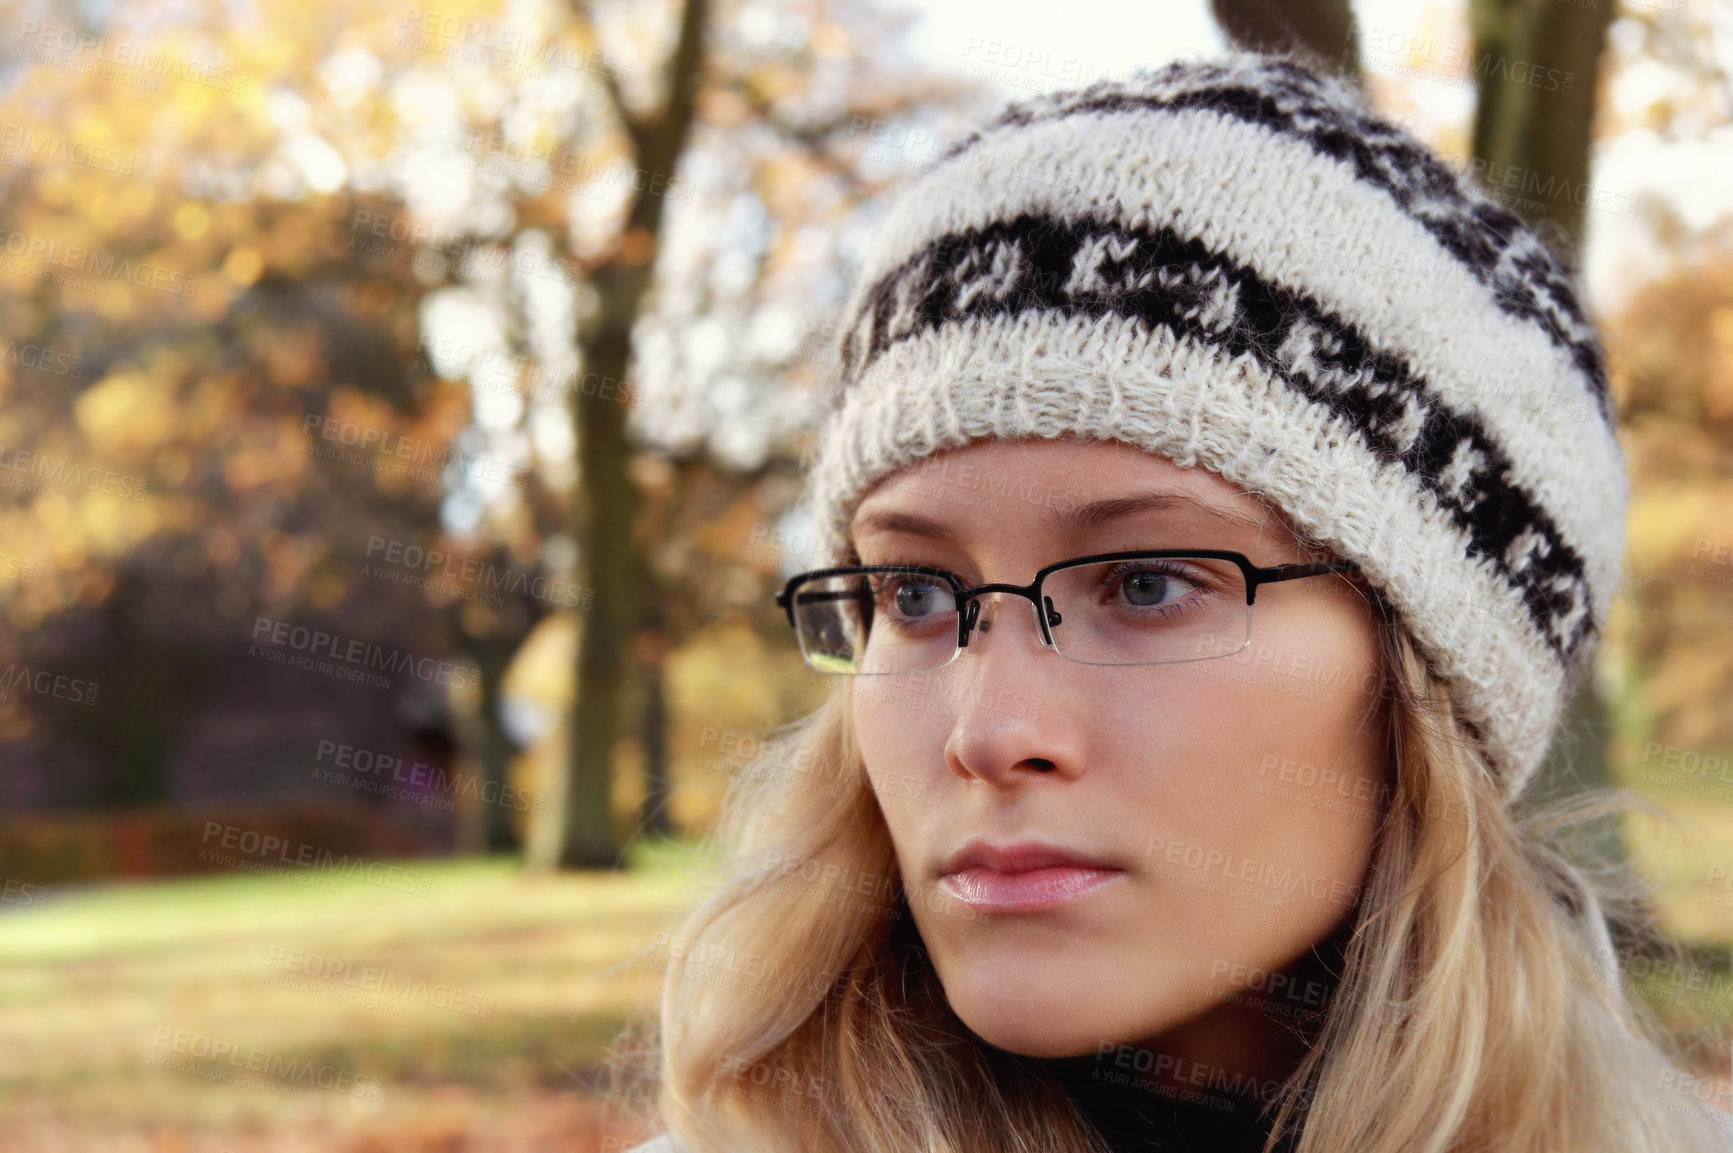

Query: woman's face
[[849, 438, 1389, 1071]]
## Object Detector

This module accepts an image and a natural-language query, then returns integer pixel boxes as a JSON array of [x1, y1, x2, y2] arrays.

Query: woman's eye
[[1117, 569, 1195, 607], [892, 580, 948, 617]]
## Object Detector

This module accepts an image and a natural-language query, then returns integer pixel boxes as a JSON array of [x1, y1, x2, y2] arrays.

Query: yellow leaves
[[173, 202, 212, 241], [66, 486, 161, 558], [222, 245, 263, 286], [74, 370, 177, 456], [504, 612, 578, 709], [1707, 306, 1733, 421], [751, 64, 803, 104], [50, 178, 163, 233], [20, 483, 156, 579], [155, 448, 192, 487], [33, 167, 81, 209], [1710, 306, 1733, 346], [113, 180, 159, 227], [1626, 483, 1733, 570], [221, 445, 285, 491]]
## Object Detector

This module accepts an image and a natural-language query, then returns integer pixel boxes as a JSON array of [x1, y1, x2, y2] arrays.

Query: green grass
[[0, 846, 716, 1152]]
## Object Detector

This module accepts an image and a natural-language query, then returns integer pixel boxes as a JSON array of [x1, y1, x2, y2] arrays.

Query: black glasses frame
[[775, 549, 1361, 660]]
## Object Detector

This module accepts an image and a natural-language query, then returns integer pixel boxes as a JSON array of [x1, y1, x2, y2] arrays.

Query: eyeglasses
[[774, 550, 1360, 676]]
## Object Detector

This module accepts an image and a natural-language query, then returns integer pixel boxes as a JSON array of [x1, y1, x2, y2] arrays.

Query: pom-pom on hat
[[802, 52, 1627, 803]]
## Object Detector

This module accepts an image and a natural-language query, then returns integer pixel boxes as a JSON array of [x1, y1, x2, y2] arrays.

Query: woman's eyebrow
[[851, 509, 957, 540], [1050, 491, 1268, 534]]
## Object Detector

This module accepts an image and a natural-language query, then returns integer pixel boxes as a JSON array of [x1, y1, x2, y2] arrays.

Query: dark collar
[[1039, 1053, 1297, 1153]]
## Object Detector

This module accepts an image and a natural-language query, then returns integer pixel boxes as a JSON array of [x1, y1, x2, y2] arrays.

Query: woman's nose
[[960, 591, 1051, 650], [943, 593, 1081, 785]]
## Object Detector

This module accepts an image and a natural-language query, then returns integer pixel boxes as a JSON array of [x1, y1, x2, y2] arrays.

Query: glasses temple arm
[[1263, 560, 1361, 580]]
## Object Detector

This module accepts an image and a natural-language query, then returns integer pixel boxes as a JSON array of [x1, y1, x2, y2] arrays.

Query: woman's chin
[[953, 1011, 1103, 1059], [940, 969, 1156, 1059]]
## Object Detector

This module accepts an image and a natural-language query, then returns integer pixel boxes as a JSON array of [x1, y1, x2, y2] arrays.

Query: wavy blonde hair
[[609, 602, 1730, 1153]]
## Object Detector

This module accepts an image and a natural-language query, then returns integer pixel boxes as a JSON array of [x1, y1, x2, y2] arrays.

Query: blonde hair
[[609, 608, 1730, 1152]]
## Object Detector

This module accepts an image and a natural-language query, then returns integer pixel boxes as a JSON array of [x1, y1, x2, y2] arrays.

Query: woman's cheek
[[853, 682, 948, 805]]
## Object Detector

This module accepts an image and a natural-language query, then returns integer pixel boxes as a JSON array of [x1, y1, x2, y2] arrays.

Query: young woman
[[619, 53, 1732, 1152]]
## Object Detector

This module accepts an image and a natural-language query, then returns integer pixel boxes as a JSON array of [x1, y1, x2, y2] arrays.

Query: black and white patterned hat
[[804, 52, 1627, 801]]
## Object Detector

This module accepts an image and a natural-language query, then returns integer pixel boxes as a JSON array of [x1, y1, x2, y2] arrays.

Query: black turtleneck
[[1041, 1052, 1299, 1153], [1031, 922, 1348, 1150]]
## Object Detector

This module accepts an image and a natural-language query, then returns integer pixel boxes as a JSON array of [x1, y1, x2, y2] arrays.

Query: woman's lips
[[939, 865, 1125, 913]]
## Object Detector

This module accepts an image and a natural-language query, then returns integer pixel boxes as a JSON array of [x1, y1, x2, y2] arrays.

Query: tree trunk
[[552, 292, 644, 869], [535, 0, 709, 871], [473, 635, 522, 853], [1209, 0, 1361, 80], [638, 594, 674, 839], [1468, 0, 1616, 270]]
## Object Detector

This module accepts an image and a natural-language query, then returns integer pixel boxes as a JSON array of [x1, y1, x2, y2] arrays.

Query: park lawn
[[4, 803, 1729, 1152], [0, 843, 716, 1153]]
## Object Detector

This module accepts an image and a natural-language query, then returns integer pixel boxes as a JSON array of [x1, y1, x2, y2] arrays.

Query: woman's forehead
[[850, 437, 1281, 532]]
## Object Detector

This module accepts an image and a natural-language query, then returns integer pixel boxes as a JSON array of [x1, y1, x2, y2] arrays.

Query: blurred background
[[0, 0, 1730, 1148]]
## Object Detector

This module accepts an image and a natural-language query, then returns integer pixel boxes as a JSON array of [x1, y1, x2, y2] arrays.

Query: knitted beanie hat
[[802, 52, 1628, 805]]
